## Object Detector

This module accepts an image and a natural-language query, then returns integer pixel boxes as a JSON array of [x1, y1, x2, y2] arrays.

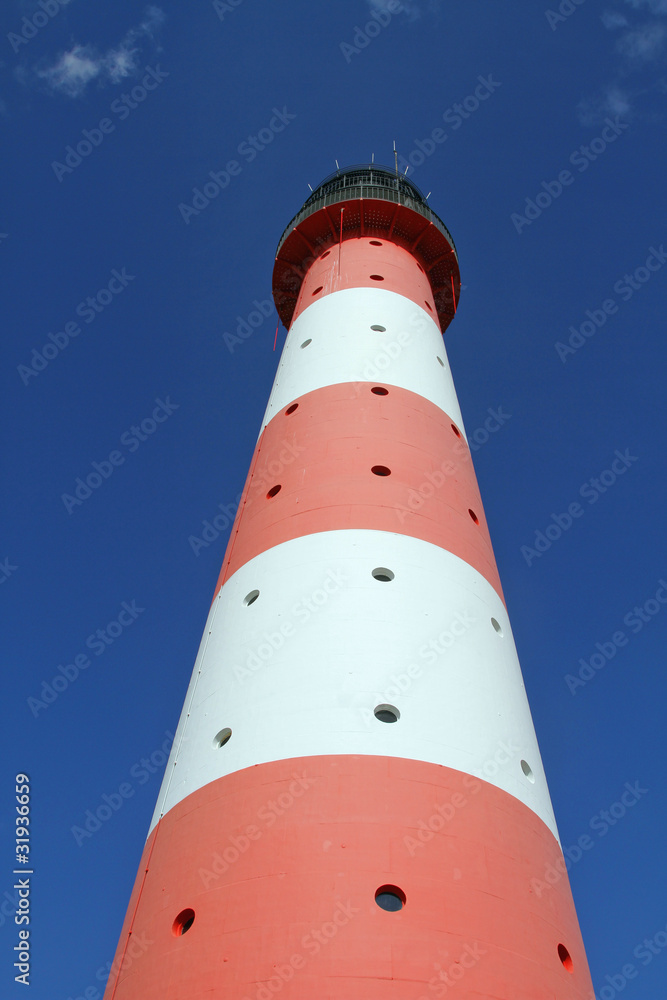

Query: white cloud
[[615, 21, 667, 61], [577, 85, 634, 125], [36, 6, 165, 98], [601, 11, 629, 28], [624, 0, 667, 13]]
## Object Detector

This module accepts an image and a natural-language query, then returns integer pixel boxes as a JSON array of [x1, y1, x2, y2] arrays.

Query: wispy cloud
[[615, 20, 667, 61], [36, 6, 165, 98], [365, 0, 440, 21], [624, 0, 667, 13], [584, 1, 667, 122], [577, 84, 633, 125], [601, 11, 629, 28]]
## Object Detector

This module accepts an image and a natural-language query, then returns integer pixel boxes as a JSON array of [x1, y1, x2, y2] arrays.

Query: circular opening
[[172, 908, 195, 936], [371, 465, 391, 477], [266, 484, 282, 499], [213, 728, 232, 748], [370, 274, 385, 281], [300, 339, 312, 349], [369, 240, 383, 246], [370, 324, 386, 332], [558, 944, 574, 973], [285, 403, 298, 415], [451, 423, 461, 437], [521, 760, 535, 783], [491, 618, 503, 636], [374, 704, 400, 723], [371, 386, 388, 395], [372, 567, 394, 582], [468, 509, 479, 524], [243, 590, 259, 606], [321, 250, 331, 259], [437, 356, 445, 367], [312, 286, 323, 295], [425, 301, 433, 310], [375, 885, 406, 911]]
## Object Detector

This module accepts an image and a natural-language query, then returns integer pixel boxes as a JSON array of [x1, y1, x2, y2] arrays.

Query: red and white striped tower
[[105, 165, 594, 1000]]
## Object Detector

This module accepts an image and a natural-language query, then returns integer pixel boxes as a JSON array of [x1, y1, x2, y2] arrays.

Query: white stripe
[[151, 530, 558, 841], [262, 289, 467, 439]]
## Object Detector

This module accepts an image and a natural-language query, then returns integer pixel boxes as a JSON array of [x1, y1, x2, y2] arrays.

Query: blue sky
[[1, 0, 666, 996]]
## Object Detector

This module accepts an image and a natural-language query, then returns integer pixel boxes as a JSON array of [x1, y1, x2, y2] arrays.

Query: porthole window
[[243, 590, 259, 606], [374, 704, 400, 723], [213, 728, 232, 748], [285, 403, 298, 415], [558, 944, 574, 973], [267, 485, 281, 499], [372, 567, 394, 582], [371, 465, 391, 477], [172, 909, 195, 936], [375, 885, 405, 911], [300, 339, 312, 349], [521, 760, 535, 783], [370, 324, 386, 332]]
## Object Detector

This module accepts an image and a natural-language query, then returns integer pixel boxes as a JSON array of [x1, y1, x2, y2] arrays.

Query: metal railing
[[276, 164, 456, 258]]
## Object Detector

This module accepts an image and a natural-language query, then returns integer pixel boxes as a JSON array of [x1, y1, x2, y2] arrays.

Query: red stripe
[[104, 756, 593, 1000], [213, 382, 503, 602], [290, 237, 437, 329]]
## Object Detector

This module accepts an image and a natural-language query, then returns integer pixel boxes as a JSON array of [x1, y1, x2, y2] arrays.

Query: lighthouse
[[104, 164, 594, 1000]]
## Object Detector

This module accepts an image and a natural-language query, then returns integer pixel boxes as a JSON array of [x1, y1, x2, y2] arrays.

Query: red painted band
[[290, 238, 437, 329], [214, 382, 503, 602], [104, 755, 593, 1000]]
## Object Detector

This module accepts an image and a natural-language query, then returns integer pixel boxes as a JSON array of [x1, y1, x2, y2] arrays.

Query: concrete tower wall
[[104, 172, 593, 1000]]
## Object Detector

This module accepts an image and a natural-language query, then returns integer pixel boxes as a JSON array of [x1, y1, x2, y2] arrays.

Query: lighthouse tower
[[104, 165, 593, 1000]]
